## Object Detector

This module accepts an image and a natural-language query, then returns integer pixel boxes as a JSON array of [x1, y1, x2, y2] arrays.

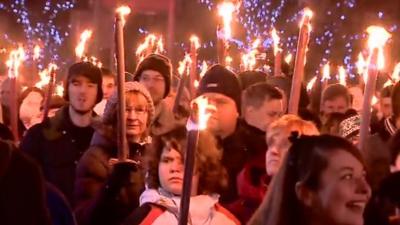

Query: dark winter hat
[[339, 114, 361, 139], [133, 54, 172, 98], [238, 70, 267, 90], [197, 64, 242, 112], [64, 62, 103, 104]]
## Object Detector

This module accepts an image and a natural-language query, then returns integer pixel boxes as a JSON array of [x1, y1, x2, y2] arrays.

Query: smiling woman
[[249, 134, 371, 225]]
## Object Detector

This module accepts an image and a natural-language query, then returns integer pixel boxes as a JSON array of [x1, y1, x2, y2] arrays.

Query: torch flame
[[218, 1, 236, 40], [33, 45, 41, 61], [136, 34, 159, 62], [200, 61, 208, 78], [55, 83, 64, 97], [322, 63, 330, 81], [6, 46, 25, 78], [194, 96, 215, 130], [225, 55, 233, 69], [356, 53, 367, 75], [284, 53, 293, 64], [178, 53, 192, 76], [190, 35, 201, 50], [366, 26, 391, 70], [271, 28, 282, 56], [116, 6, 131, 25], [75, 29, 92, 59], [306, 76, 317, 92], [338, 66, 347, 86], [155, 37, 164, 54], [35, 63, 58, 89], [384, 62, 400, 87], [372, 95, 378, 105], [300, 8, 313, 29], [194, 80, 199, 89]]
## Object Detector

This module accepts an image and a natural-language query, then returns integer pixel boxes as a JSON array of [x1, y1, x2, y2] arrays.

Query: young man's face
[[139, 70, 166, 104], [245, 98, 283, 132], [322, 96, 349, 115], [200, 92, 239, 138], [102, 76, 115, 100], [380, 97, 392, 119], [68, 75, 98, 115]]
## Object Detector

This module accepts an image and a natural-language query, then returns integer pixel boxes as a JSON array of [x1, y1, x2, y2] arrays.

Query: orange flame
[[200, 61, 208, 78], [6, 46, 25, 78], [190, 35, 201, 50], [116, 6, 131, 26], [194, 80, 199, 89], [242, 39, 260, 71], [178, 53, 192, 76], [33, 45, 41, 61], [136, 34, 159, 62], [366, 26, 391, 70], [218, 1, 236, 40], [35, 63, 58, 89], [284, 53, 293, 64], [356, 53, 367, 75], [306, 76, 317, 92], [55, 83, 64, 96], [372, 95, 378, 105], [225, 55, 233, 69], [193, 96, 215, 130], [338, 66, 347, 86], [300, 8, 313, 30], [155, 37, 164, 54], [384, 62, 400, 88], [322, 63, 330, 81], [271, 28, 282, 56], [75, 29, 92, 59]]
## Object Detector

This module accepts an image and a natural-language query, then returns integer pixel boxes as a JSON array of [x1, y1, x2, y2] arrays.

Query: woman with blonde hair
[[265, 114, 319, 176]]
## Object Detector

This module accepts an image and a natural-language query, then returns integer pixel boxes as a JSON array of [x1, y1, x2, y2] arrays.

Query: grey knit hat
[[103, 81, 155, 126]]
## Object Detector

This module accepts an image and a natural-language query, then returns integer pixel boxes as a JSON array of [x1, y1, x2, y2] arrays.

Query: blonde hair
[[267, 115, 320, 146]]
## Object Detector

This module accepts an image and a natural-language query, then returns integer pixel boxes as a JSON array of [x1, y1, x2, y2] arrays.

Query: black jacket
[[74, 132, 146, 225], [0, 140, 51, 225], [20, 106, 96, 205]]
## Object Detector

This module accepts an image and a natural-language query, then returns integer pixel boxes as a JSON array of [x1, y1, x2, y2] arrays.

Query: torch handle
[[288, 23, 311, 115], [359, 48, 379, 151], [178, 130, 199, 225], [274, 51, 282, 76], [42, 70, 56, 121], [190, 46, 197, 99], [116, 15, 128, 161], [173, 73, 188, 116], [9, 78, 19, 142]]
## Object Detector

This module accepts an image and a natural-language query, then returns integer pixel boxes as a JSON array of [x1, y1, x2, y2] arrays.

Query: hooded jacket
[[123, 188, 240, 225]]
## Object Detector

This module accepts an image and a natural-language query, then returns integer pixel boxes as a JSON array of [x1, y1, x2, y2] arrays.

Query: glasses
[[126, 107, 147, 115]]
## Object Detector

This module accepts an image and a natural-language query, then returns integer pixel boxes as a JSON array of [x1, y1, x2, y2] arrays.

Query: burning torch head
[[65, 62, 103, 104]]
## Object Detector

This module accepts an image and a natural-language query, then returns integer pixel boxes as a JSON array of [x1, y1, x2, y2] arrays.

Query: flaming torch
[[288, 8, 313, 114], [42, 63, 58, 121], [338, 65, 347, 86], [272, 28, 283, 76], [173, 54, 192, 115], [115, 5, 131, 161], [359, 26, 391, 151], [6, 46, 25, 141], [75, 29, 92, 60], [178, 96, 214, 225], [189, 35, 200, 98], [217, 1, 236, 65]]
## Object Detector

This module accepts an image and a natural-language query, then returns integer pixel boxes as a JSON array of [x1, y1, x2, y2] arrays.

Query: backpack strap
[[139, 203, 166, 225]]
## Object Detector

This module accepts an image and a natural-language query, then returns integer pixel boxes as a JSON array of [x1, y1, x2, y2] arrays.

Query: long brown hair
[[145, 127, 228, 195], [248, 134, 365, 225]]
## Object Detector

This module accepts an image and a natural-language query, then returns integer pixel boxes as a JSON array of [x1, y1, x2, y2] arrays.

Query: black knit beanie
[[197, 64, 242, 112], [133, 54, 172, 98], [64, 62, 103, 104]]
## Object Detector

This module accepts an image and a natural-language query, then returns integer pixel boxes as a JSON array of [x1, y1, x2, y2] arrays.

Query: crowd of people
[[0, 53, 400, 225]]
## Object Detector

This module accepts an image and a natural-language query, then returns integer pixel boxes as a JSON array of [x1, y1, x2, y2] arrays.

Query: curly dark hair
[[145, 127, 228, 195]]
